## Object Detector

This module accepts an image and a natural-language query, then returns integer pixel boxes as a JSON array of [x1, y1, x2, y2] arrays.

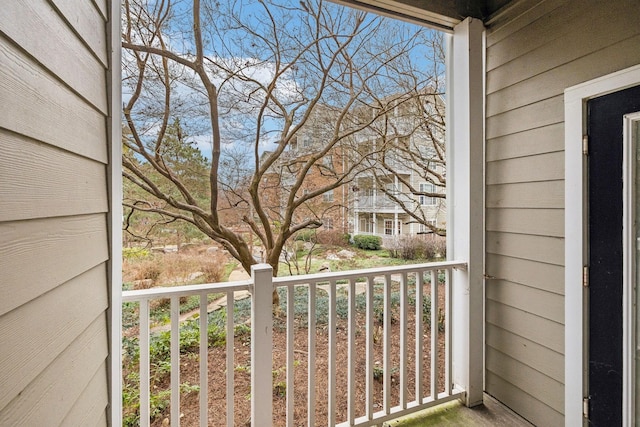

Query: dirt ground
[[149, 283, 447, 427]]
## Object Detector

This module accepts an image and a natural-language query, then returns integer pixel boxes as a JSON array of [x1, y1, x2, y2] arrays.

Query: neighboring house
[[3, 1, 640, 426], [265, 92, 446, 239], [260, 134, 351, 235], [351, 92, 446, 238]]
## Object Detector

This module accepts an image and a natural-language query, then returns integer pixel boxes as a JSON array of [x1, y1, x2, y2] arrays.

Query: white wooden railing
[[122, 260, 466, 427], [354, 194, 415, 210]]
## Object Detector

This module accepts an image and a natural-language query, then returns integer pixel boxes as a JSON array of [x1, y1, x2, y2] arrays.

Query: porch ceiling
[[332, 0, 514, 30]]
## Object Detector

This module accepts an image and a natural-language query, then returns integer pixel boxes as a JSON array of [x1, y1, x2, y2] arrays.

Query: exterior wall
[[484, 0, 640, 425], [0, 0, 113, 425]]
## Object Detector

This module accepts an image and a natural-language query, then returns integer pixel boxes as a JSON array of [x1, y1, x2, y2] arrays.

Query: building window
[[384, 219, 401, 235], [323, 189, 334, 202], [419, 220, 436, 234], [323, 154, 333, 168], [359, 217, 373, 233], [419, 183, 436, 206], [362, 188, 374, 197], [385, 182, 398, 195], [323, 218, 334, 230]]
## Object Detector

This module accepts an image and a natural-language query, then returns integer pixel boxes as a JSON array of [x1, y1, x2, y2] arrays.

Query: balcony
[[122, 261, 468, 426], [354, 194, 416, 212]]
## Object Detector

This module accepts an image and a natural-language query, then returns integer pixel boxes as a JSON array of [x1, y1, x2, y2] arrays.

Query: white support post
[[251, 264, 274, 426], [354, 210, 359, 235], [373, 213, 377, 235], [107, 0, 123, 425], [448, 17, 485, 407]]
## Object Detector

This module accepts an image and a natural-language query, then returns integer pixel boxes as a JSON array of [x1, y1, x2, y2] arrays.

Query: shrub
[[421, 236, 446, 259], [353, 234, 382, 250], [383, 235, 422, 259], [200, 257, 224, 282], [133, 261, 162, 285], [382, 235, 446, 260], [316, 229, 350, 246], [294, 229, 317, 243], [382, 236, 403, 258]]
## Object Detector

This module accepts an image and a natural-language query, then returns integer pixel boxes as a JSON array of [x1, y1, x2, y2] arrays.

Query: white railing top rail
[[122, 279, 252, 302], [122, 260, 467, 302], [273, 260, 466, 287]]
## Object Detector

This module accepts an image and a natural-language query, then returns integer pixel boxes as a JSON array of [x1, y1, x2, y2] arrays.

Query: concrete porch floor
[[384, 394, 534, 427]]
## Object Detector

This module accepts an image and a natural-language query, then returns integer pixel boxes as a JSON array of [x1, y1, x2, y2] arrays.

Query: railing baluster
[[399, 272, 408, 409], [287, 285, 295, 427], [430, 270, 438, 401], [347, 279, 356, 424], [328, 280, 337, 427], [365, 276, 374, 420], [415, 271, 424, 404], [199, 292, 208, 427], [139, 299, 150, 427], [171, 296, 181, 427], [308, 282, 316, 426], [226, 291, 235, 427], [383, 274, 391, 414]]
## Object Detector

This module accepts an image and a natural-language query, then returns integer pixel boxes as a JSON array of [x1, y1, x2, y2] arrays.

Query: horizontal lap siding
[[0, 0, 111, 424], [485, 0, 640, 425], [0, 130, 108, 222]]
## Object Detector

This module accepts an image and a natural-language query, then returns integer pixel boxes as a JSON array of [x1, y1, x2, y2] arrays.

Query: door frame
[[565, 64, 640, 426], [622, 111, 640, 425]]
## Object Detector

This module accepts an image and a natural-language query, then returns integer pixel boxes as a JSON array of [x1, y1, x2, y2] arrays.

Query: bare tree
[[372, 89, 447, 236], [121, 0, 443, 293], [360, 32, 447, 236]]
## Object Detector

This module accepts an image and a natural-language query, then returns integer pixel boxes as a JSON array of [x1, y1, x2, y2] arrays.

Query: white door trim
[[565, 64, 640, 426], [623, 112, 640, 426]]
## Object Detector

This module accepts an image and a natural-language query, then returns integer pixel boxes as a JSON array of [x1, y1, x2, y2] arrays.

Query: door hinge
[[583, 135, 589, 155], [583, 265, 589, 288], [583, 396, 590, 419]]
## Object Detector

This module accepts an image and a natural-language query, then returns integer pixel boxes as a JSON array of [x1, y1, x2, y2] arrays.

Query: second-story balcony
[[121, 261, 469, 426], [354, 194, 417, 212]]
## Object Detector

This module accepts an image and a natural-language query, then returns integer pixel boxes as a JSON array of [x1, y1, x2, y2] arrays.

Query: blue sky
[[123, 0, 443, 162]]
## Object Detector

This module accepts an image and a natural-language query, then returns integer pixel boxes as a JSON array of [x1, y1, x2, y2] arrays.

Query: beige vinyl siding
[[0, 0, 112, 424], [485, 0, 640, 425]]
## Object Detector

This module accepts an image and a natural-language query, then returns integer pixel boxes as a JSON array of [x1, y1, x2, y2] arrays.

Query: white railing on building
[[354, 194, 416, 210], [122, 260, 466, 427]]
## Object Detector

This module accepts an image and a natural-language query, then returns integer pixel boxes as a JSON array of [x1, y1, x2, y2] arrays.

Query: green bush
[[353, 234, 382, 250], [294, 229, 317, 242]]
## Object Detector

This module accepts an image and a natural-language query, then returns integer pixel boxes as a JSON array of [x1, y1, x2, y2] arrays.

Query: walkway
[[151, 267, 251, 332]]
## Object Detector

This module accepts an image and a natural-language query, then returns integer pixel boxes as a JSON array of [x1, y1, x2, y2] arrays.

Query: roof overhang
[[331, 0, 514, 31]]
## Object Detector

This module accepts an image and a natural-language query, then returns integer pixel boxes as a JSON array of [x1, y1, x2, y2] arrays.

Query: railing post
[[251, 264, 273, 426]]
